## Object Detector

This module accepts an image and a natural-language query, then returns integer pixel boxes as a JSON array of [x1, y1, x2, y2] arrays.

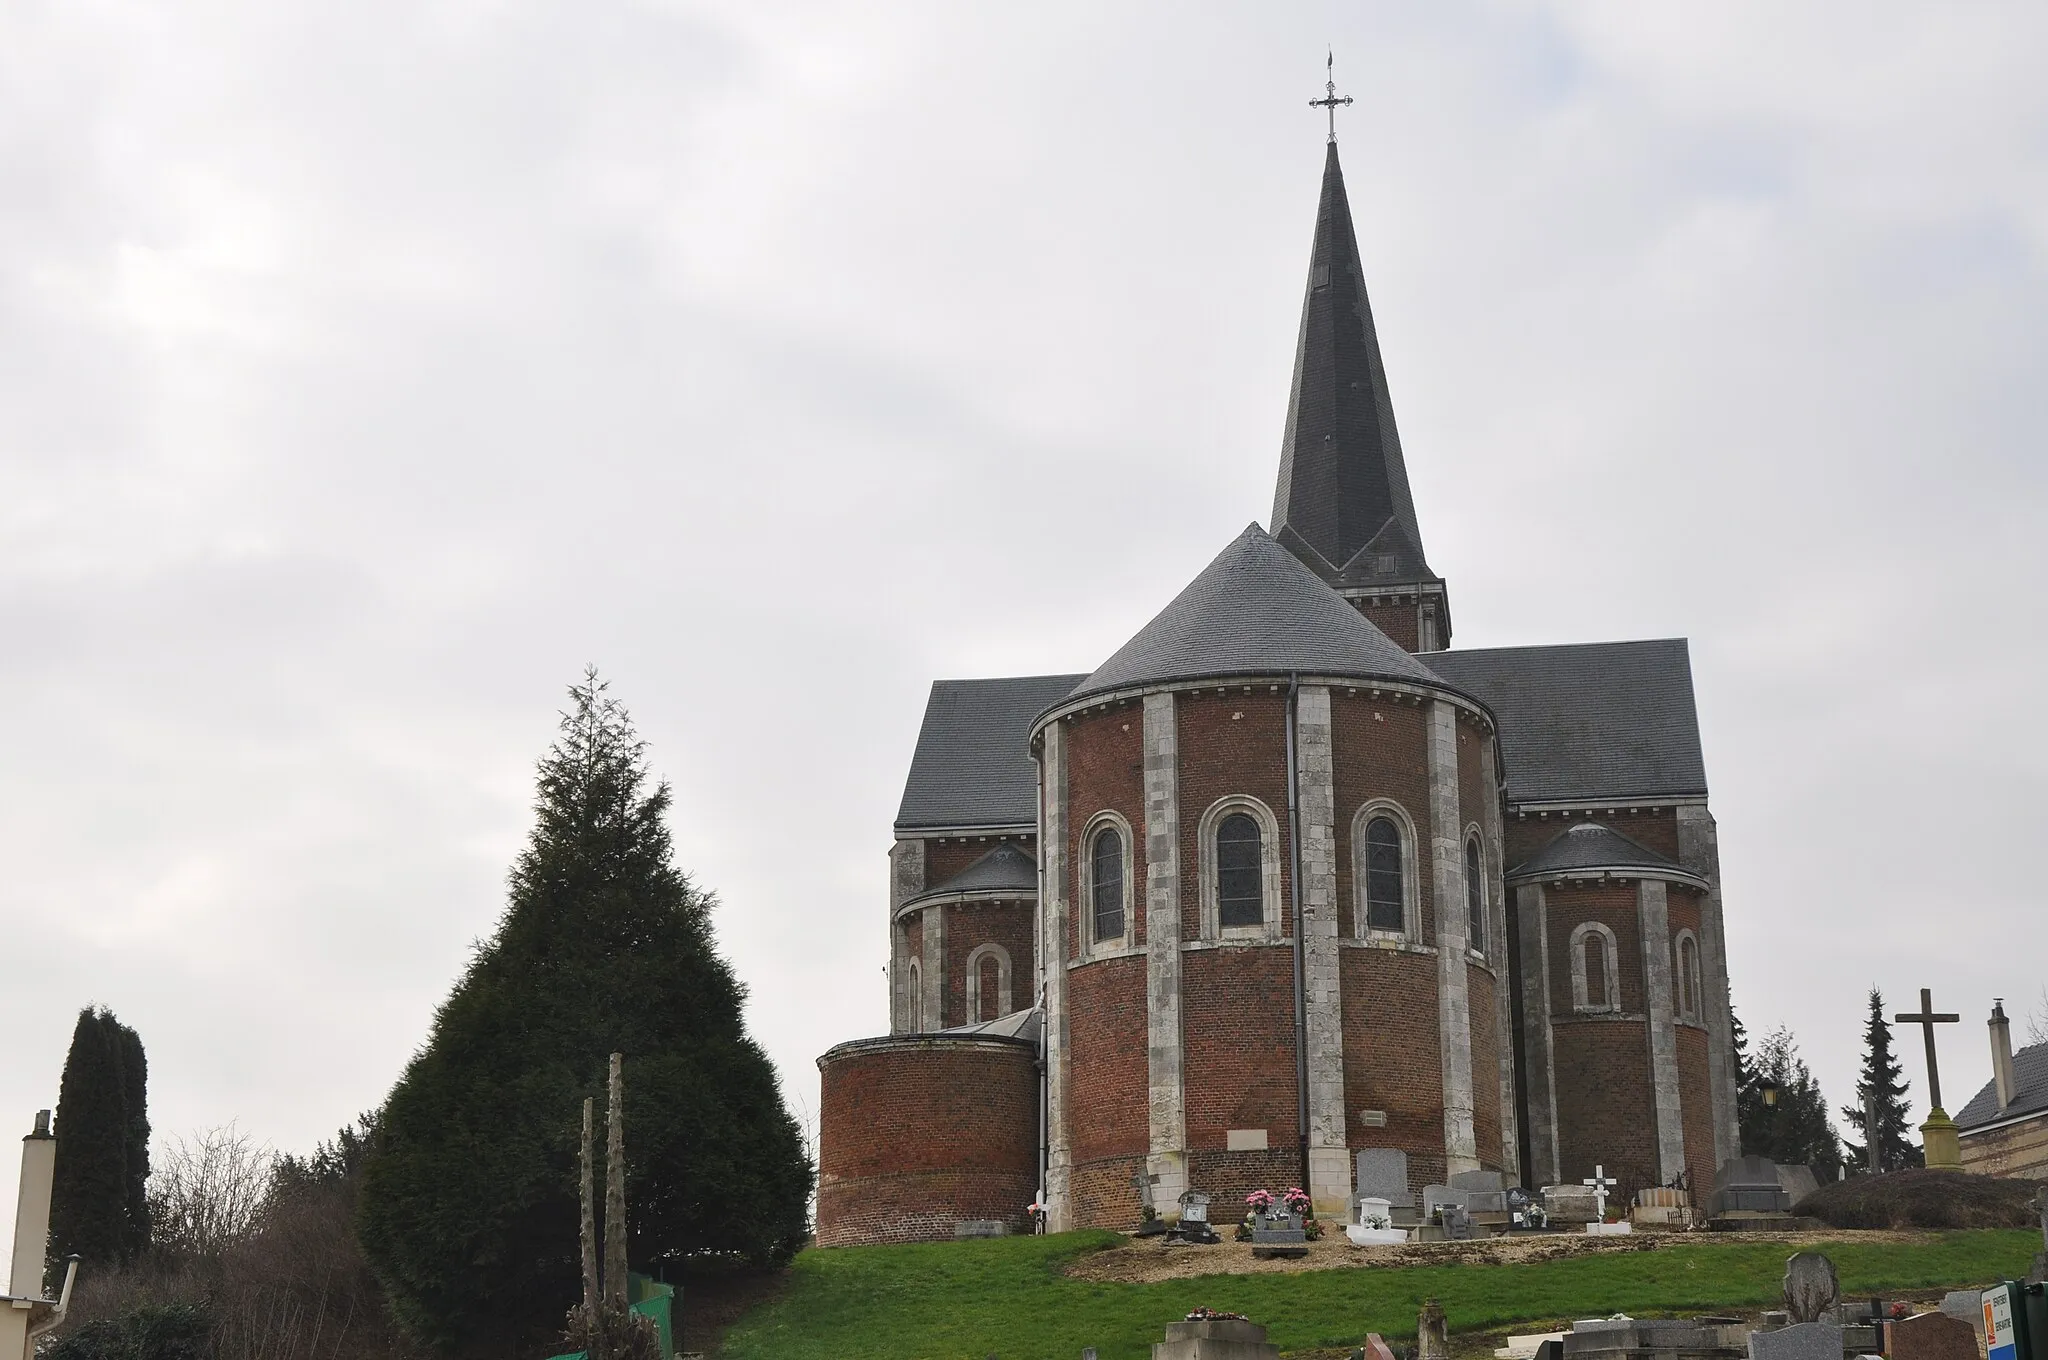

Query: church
[[814, 132, 1739, 1247]]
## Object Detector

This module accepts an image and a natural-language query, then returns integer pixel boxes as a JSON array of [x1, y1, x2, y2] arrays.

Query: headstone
[[1582, 1165, 1618, 1221], [1543, 1185, 1600, 1224], [1356, 1195, 1393, 1226], [1938, 1292, 1984, 1335], [1419, 1299, 1451, 1360], [1713, 1156, 1792, 1214], [1451, 1169, 1508, 1193], [1890, 1313, 1979, 1360], [1422, 1186, 1471, 1219], [1154, 1318, 1280, 1360], [953, 1220, 1007, 1239], [1747, 1321, 1841, 1360], [1357, 1149, 1414, 1208], [1366, 1335, 1399, 1360], [1758, 1312, 1789, 1332], [1564, 1318, 1745, 1360], [1442, 1206, 1476, 1240], [1534, 1342, 1563, 1360], [1466, 1189, 1508, 1214], [1782, 1252, 1839, 1324], [1776, 1165, 1822, 1210], [1250, 1208, 1305, 1244]]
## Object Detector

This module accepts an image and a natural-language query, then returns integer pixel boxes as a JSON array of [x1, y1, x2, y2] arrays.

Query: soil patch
[[1066, 1229, 1940, 1284], [678, 1264, 790, 1358]]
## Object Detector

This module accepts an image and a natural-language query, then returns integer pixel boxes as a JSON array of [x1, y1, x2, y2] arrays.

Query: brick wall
[[1070, 1154, 1148, 1230], [1188, 1149, 1313, 1226], [1546, 883, 1644, 1015], [942, 899, 1036, 1024], [1339, 945, 1445, 1186], [1176, 691, 1292, 939], [1064, 704, 1148, 956], [1551, 1016, 1657, 1198], [1676, 1022, 1716, 1194], [815, 1037, 1039, 1247], [1182, 945, 1301, 1152], [1066, 954, 1148, 1164], [1357, 601, 1420, 652], [1329, 691, 1432, 938], [1470, 964, 1503, 1167], [1961, 1116, 2048, 1180]]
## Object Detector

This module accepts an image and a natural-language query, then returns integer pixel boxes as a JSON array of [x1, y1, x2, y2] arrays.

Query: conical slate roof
[[1062, 524, 1444, 706], [913, 842, 1037, 902], [1271, 142, 1436, 588], [1507, 821, 1699, 882]]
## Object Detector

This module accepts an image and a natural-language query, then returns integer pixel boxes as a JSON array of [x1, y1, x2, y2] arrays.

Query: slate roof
[[894, 673, 1085, 832], [1508, 821, 1694, 880], [1956, 1038, 2048, 1129], [909, 842, 1037, 902], [1422, 639, 1707, 805], [1066, 524, 1445, 705], [1271, 141, 1436, 588], [940, 1008, 1045, 1045]]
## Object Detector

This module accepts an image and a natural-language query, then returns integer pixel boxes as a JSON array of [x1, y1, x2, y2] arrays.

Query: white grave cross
[[1582, 1165, 1617, 1221]]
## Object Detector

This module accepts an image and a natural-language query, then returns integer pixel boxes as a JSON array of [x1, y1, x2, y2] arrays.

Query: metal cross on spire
[[1309, 49, 1353, 142]]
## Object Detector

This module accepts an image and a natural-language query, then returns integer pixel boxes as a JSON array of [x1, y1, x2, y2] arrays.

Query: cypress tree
[[116, 1019, 152, 1255], [1840, 987, 1921, 1174], [359, 672, 812, 1357], [50, 1008, 141, 1266]]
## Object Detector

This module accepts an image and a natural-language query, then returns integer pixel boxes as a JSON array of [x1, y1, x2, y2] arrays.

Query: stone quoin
[[814, 132, 1739, 1245]]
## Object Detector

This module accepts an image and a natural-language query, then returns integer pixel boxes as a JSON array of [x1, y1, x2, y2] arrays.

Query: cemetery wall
[[1959, 1115, 2048, 1180], [1677, 1020, 1717, 1192], [1340, 945, 1446, 1186], [1328, 692, 1433, 938], [1065, 954, 1148, 1164], [943, 900, 1035, 1024], [1469, 964, 1504, 1166], [814, 1035, 1039, 1247], [1176, 691, 1295, 940], [1359, 600, 1421, 652], [1064, 704, 1149, 956]]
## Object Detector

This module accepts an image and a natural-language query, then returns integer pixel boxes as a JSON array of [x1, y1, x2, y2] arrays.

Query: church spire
[[1269, 133, 1450, 651]]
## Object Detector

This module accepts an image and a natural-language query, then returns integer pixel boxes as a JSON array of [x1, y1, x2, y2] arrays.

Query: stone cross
[[1582, 1165, 1617, 1221], [1894, 988, 1960, 1110], [1130, 1169, 1155, 1215]]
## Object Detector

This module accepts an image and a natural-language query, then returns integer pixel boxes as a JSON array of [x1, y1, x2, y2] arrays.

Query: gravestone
[[1132, 1168, 1167, 1237], [1747, 1321, 1841, 1360], [1357, 1149, 1414, 1209], [1535, 1341, 1564, 1360], [1419, 1299, 1451, 1360], [1466, 1189, 1508, 1214], [1442, 1206, 1476, 1240], [953, 1220, 1007, 1239], [1938, 1292, 1984, 1335], [1782, 1252, 1839, 1324], [1564, 1318, 1746, 1360], [1776, 1165, 1822, 1211], [1365, 1335, 1399, 1360], [1451, 1169, 1508, 1193], [1712, 1156, 1791, 1214], [1889, 1312, 1979, 1360], [1250, 1208, 1305, 1245], [1155, 1317, 1280, 1360], [1543, 1185, 1600, 1224], [1422, 1186, 1471, 1219]]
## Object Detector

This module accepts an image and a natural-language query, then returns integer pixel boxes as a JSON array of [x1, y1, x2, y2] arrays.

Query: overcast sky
[[4, 1, 2045, 1246]]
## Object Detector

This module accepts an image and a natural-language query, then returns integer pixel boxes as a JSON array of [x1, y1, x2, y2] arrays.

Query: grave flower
[[1282, 1186, 1312, 1218], [1244, 1189, 1276, 1215]]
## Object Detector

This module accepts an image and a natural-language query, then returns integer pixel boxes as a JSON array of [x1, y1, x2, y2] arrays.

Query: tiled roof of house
[[1957, 1039, 2048, 1129]]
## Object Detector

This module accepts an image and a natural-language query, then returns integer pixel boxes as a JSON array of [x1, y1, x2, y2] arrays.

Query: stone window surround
[[1672, 928, 1702, 1023], [964, 941, 1013, 1021], [1350, 797, 1419, 944], [1570, 920, 1621, 1013], [1463, 821, 1489, 961], [1196, 794, 1285, 943], [907, 959, 923, 1029], [1078, 809, 1136, 958]]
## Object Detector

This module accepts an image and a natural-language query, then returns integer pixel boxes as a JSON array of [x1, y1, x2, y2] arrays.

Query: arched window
[[1675, 931, 1702, 1022], [1216, 812, 1264, 929], [1365, 817, 1404, 932], [1090, 826, 1125, 943], [1570, 922, 1620, 1013], [1465, 836, 1487, 955], [907, 960, 922, 1029], [966, 942, 1012, 1022]]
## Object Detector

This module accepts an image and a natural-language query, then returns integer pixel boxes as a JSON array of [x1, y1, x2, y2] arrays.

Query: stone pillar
[[920, 903, 946, 1033], [890, 839, 926, 1034], [1676, 805, 1738, 1164], [1515, 883, 1561, 1185], [1426, 700, 1478, 1174], [1296, 686, 1350, 1215], [1638, 878, 1687, 1184], [1040, 721, 1074, 1230], [1141, 693, 1189, 1213], [1478, 734, 1520, 1179]]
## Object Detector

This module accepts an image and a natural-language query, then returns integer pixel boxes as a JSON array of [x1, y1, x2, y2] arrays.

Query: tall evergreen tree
[[1733, 1003, 1773, 1156], [50, 1007, 150, 1267], [1751, 1025, 1843, 1180], [1840, 988, 1921, 1174], [360, 673, 812, 1357]]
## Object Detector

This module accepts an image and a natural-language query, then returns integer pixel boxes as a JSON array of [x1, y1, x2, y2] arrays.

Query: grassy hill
[[717, 1229, 2035, 1360]]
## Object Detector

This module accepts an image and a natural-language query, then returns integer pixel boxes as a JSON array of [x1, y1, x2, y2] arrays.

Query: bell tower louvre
[[1270, 139, 1450, 653]]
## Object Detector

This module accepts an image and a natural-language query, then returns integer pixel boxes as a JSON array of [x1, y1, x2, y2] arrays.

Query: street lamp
[[1761, 1080, 1780, 1108]]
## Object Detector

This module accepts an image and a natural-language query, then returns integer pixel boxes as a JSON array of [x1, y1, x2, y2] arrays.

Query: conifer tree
[[1751, 1026, 1842, 1180], [1733, 1004, 1773, 1156], [1840, 987, 1921, 1174], [359, 672, 812, 1357], [50, 1007, 150, 1266]]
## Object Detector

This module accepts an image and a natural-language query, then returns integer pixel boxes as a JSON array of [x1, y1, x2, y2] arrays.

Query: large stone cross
[[1894, 987, 1960, 1110], [1582, 1165, 1617, 1221]]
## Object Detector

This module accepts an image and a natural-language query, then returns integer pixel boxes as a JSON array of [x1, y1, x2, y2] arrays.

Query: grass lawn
[[716, 1229, 2037, 1360]]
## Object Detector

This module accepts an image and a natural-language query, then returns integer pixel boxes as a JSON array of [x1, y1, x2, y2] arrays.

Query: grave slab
[[1155, 1317, 1280, 1359], [1889, 1312, 1978, 1360], [1747, 1320, 1841, 1360]]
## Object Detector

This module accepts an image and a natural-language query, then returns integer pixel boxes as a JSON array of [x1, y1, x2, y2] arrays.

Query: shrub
[[1797, 1168, 2039, 1229]]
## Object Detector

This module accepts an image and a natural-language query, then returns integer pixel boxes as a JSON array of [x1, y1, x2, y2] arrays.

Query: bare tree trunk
[[604, 1053, 628, 1311], [580, 1096, 600, 1345]]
